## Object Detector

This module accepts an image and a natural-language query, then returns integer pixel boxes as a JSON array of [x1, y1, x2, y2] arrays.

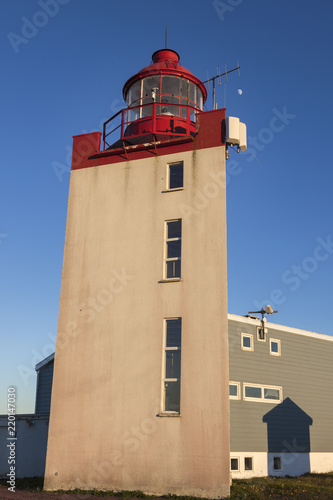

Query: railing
[[103, 102, 200, 150]]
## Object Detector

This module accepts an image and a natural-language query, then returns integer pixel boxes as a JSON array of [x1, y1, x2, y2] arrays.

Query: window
[[230, 458, 239, 471], [229, 382, 240, 400], [244, 457, 253, 471], [273, 456, 282, 470], [241, 333, 253, 351], [270, 338, 281, 356], [257, 326, 266, 342], [243, 383, 282, 403], [164, 219, 182, 279], [163, 318, 181, 413], [167, 161, 183, 190]]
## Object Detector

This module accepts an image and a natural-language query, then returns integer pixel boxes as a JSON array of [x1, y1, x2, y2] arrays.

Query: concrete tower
[[44, 48, 244, 498]]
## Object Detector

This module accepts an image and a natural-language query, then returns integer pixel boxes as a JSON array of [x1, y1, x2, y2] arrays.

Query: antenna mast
[[203, 61, 240, 110]]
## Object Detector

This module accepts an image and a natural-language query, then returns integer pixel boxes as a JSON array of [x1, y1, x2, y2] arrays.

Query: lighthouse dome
[[120, 49, 207, 141]]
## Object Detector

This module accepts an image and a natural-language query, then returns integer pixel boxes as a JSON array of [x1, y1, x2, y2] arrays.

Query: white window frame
[[257, 325, 267, 342], [166, 161, 184, 191], [230, 457, 240, 472], [241, 333, 253, 351], [161, 317, 182, 415], [163, 219, 182, 280], [270, 338, 281, 356], [229, 381, 241, 400], [243, 383, 282, 403], [244, 456, 253, 471]]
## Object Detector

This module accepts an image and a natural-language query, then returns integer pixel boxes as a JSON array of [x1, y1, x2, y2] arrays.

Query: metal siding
[[35, 362, 54, 415], [229, 319, 333, 453]]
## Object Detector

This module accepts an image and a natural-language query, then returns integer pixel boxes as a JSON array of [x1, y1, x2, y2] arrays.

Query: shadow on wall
[[263, 398, 313, 476]]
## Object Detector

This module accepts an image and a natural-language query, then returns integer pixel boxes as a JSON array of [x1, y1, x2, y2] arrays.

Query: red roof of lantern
[[122, 49, 207, 103]]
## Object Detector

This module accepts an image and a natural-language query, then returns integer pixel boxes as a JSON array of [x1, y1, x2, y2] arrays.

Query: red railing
[[103, 102, 199, 150]]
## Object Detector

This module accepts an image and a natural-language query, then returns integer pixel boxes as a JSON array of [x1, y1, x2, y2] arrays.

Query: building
[[0, 354, 54, 479], [44, 48, 244, 498], [229, 314, 333, 478], [4, 314, 332, 483]]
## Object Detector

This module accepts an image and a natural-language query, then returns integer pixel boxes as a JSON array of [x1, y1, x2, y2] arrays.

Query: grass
[[1, 473, 333, 499]]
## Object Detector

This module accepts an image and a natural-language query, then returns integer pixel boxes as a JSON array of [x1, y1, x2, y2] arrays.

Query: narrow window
[[244, 385, 262, 399], [229, 382, 240, 400], [164, 219, 182, 279], [243, 383, 282, 403], [273, 456, 282, 470], [270, 338, 281, 356], [241, 333, 253, 351], [163, 318, 181, 413], [167, 161, 183, 190], [257, 326, 266, 342], [264, 387, 281, 401], [244, 457, 253, 471], [230, 458, 239, 471]]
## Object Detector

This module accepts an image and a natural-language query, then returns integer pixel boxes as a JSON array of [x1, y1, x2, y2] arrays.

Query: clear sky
[[1, 0, 332, 413]]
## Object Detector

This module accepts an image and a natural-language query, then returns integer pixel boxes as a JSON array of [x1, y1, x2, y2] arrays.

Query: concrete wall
[[0, 415, 49, 479], [44, 145, 230, 497]]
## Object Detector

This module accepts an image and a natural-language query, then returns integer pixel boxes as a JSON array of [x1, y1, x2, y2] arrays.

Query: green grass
[[1, 473, 333, 499], [229, 473, 333, 499]]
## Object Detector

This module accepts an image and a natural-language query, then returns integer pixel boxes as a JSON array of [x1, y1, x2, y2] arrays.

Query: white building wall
[[310, 453, 333, 473]]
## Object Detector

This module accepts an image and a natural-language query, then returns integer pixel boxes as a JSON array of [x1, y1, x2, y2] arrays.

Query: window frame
[[257, 325, 266, 342], [166, 161, 184, 191], [244, 457, 253, 471], [230, 457, 240, 472], [243, 382, 282, 403], [229, 381, 241, 400], [269, 338, 281, 356], [241, 332, 254, 351], [163, 219, 182, 281], [161, 317, 182, 415]]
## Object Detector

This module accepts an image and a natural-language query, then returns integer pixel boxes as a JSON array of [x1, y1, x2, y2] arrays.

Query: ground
[[1, 474, 333, 499]]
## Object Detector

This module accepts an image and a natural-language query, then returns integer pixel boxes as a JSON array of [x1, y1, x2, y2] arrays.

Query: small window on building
[[270, 338, 281, 356], [244, 457, 253, 471], [167, 161, 183, 190], [243, 383, 282, 403], [229, 382, 240, 400], [263, 387, 281, 400], [164, 219, 182, 279], [244, 385, 262, 399], [257, 326, 266, 342], [163, 318, 181, 413], [241, 333, 253, 351], [230, 458, 239, 471], [273, 456, 282, 470]]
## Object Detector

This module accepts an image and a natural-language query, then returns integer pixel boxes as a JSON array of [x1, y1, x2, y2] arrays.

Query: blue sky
[[1, 0, 332, 413]]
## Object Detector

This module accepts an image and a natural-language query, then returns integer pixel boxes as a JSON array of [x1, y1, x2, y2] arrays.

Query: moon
[[238, 89, 243, 95]]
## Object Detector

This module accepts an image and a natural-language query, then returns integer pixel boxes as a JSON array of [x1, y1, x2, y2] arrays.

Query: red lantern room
[[104, 49, 207, 148]]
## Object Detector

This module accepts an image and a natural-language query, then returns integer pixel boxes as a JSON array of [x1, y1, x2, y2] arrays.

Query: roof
[[228, 313, 333, 343], [35, 352, 55, 371]]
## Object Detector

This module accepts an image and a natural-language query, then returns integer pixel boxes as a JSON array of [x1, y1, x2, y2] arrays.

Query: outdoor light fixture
[[248, 305, 278, 340]]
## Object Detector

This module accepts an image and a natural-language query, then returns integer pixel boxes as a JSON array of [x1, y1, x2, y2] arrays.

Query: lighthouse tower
[[44, 48, 245, 498]]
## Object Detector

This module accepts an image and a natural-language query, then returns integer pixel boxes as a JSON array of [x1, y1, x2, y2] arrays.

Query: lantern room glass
[[126, 76, 203, 122]]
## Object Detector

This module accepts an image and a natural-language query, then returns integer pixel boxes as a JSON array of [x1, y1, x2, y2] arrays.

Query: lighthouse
[[44, 48, 246, 498]]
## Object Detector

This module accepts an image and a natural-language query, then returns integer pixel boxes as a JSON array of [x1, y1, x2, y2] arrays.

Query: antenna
[[203, 61, 240, 110]]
